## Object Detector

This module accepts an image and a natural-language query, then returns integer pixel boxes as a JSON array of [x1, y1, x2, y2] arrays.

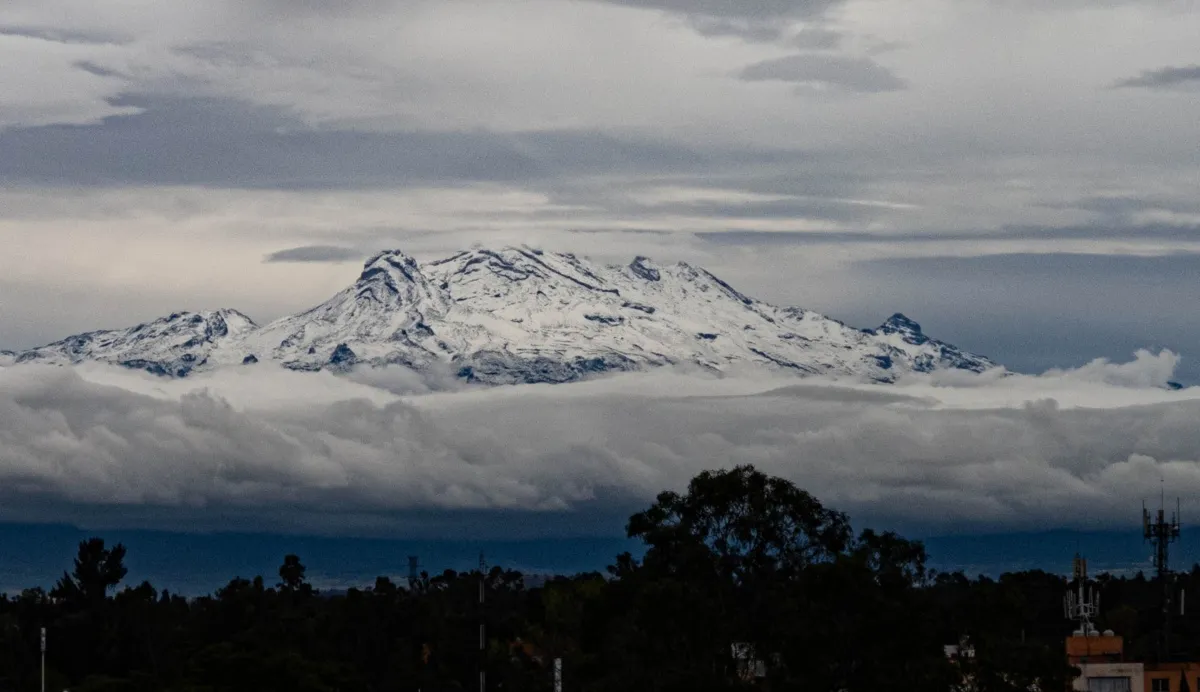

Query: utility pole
[[1144, 496, 1181, 659], [40, 626, 46, 692]]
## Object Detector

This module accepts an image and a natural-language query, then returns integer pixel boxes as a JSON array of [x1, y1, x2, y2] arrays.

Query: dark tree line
[[0, 466, 1188, 691]]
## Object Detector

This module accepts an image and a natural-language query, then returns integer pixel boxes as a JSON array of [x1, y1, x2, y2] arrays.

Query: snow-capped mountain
[[15, 309, 258, 377], [12, 247, 996, 383]]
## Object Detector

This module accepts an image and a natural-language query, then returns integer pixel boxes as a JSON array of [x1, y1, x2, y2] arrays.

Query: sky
[[1, 0, 1200, 542]]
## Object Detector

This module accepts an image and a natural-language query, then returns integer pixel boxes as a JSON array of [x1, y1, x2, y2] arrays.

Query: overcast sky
[[2, 0, 1200, 538], [1, 0, 1198, 377]]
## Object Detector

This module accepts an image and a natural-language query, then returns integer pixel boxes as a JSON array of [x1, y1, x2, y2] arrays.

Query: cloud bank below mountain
[[0, 351, 1196, 537]]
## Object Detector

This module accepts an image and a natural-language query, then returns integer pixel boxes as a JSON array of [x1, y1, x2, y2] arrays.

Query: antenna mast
[[1144, 497, 1181, 658], [1065, 554, 1100, 635]]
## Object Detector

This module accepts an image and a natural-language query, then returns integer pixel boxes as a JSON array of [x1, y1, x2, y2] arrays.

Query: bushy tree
[[278, 554, 308, 593], [52, 538, 128, 606]]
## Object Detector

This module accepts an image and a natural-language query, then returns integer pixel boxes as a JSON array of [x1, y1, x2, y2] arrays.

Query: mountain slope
[[12, 247, 996, 383], [16, 309, 259, 377]]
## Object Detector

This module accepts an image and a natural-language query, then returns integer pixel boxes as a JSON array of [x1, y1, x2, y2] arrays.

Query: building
[[1066, 631, 1144, 692], [1143, 663, 1199, 692], [1065, 631, 1200, 692]]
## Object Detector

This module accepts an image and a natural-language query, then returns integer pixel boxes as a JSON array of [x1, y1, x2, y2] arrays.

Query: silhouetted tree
[[52, 538, 128, 606], [278, 554, 308, 593]]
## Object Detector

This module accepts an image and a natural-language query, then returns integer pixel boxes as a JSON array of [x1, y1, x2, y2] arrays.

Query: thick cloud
[[1, 355, 1198, 537], [1116, 65, 1200, 90]]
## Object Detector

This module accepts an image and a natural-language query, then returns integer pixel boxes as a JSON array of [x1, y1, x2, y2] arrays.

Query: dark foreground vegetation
[[0, 466, 1192, 691]]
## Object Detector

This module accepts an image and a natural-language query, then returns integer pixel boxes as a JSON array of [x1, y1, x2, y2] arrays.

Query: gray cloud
[[697, 218, 1200, 246], [589, 0, 845, 42], [71, 60, 124, 78], [0, 97, 535, 188], [698, 230, 953, 245], [685, 16, 792, 42], [658, 197, 884, 223], [0, 25, 127, 45], [1063, 195, 1200, 219], [593, 0, 839, 20], [240, 0, 418, 17], [1, 360, 1198, 537], [679, 17, 842, 45], [0, 96, 725, 189], [739, 54, 907, 92], [1116, 64, 1200, 89], [264, 245, 364, 263]]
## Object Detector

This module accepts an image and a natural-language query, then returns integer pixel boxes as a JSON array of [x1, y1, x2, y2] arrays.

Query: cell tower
[[1144, 496, 1181, 657], [1144, 497, 1181, 580], [1064, 553, 1100, 635]]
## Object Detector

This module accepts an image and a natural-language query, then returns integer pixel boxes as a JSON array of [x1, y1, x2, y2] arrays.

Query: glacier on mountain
[[11, 247, 997, 384]]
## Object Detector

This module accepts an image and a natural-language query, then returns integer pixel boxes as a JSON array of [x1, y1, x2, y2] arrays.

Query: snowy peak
[[358, 249, 421, 286], [12, 247, 1000, 383], [864, 312, 991, 374], [17, 309, 258, 377], [245, 250, 452, 371], [873, 313, 929, 345], [430, 246, 620, 301], [353, 250, 446, 311]]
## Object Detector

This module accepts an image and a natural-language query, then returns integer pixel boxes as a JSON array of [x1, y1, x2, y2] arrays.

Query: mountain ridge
[[9, 247, 997, 384]]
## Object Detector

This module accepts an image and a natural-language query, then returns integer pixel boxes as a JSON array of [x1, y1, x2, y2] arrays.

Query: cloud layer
[[264, 245, 365, 263], [1, 353, 1197, 537], [1116, 64, 1200, 89], [739, 54, 906, 92]]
